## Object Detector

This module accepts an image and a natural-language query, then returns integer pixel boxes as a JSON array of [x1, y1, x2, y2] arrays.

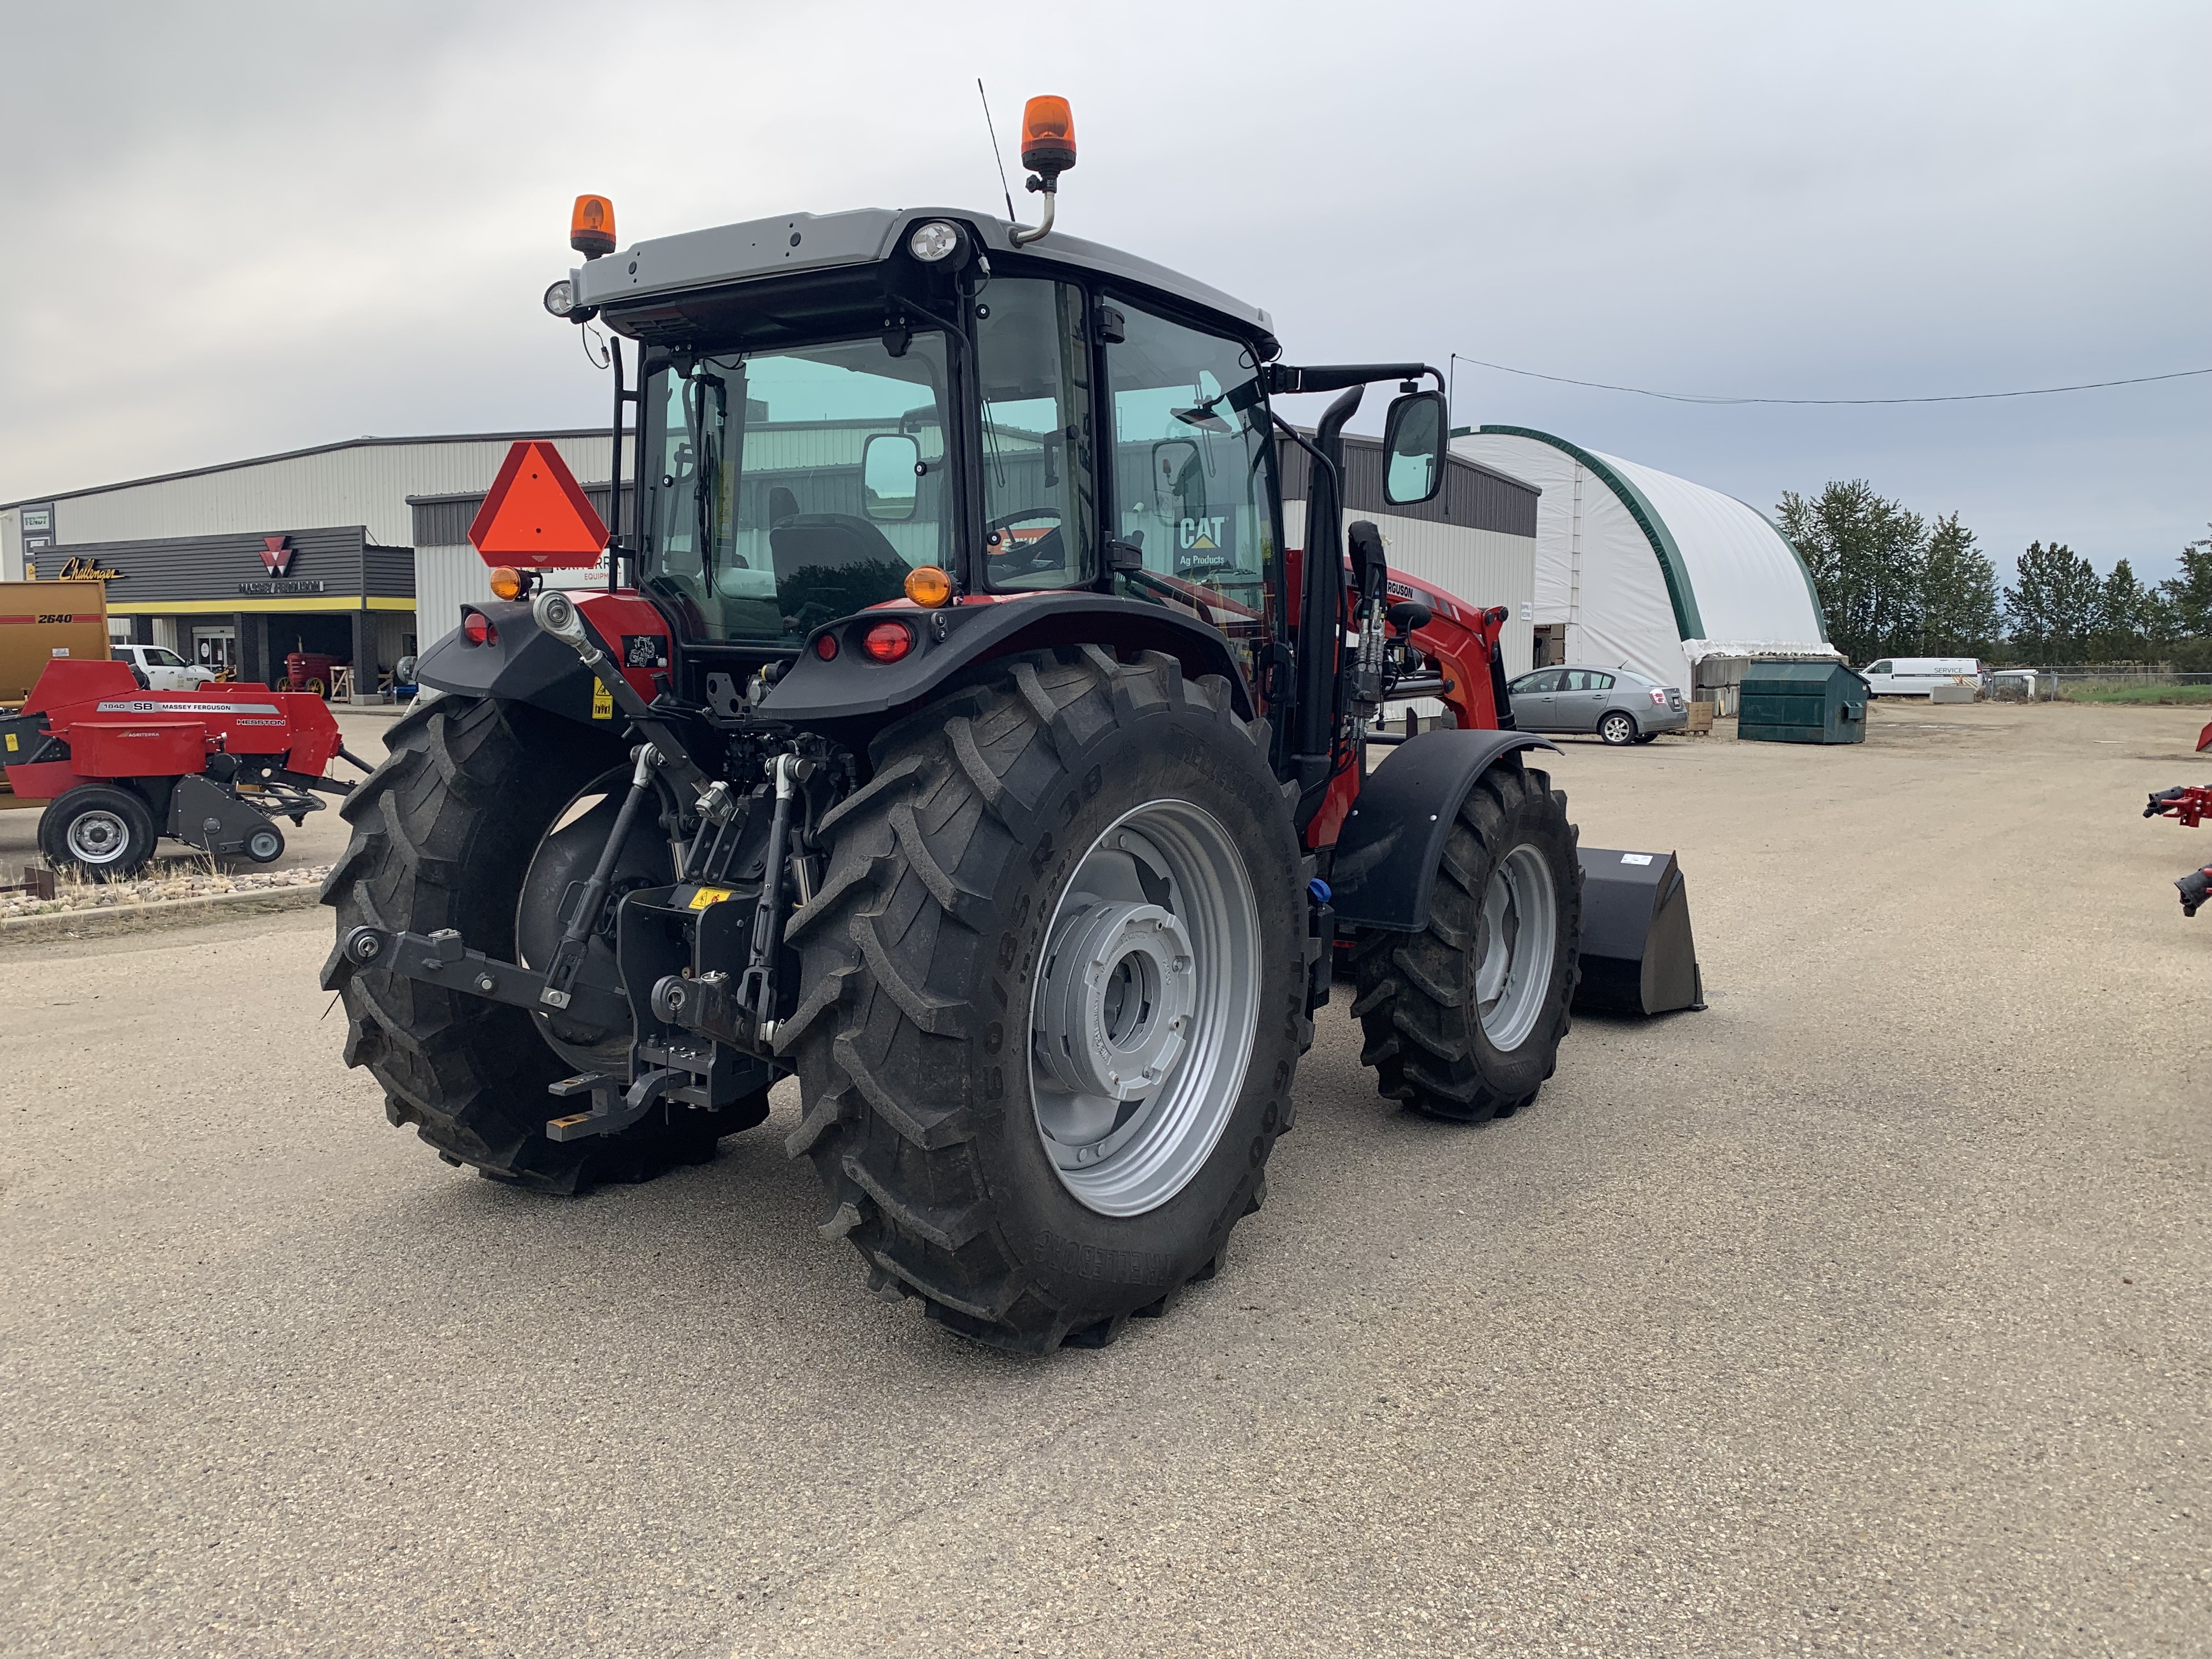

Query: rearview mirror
[[1150, 439, 1200, 520], [861, 433, 921, 521], [1382, 390, 1447, 505]]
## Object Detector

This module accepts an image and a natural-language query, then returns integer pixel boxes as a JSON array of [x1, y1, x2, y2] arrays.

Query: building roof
[[1, 430, 608, 513]]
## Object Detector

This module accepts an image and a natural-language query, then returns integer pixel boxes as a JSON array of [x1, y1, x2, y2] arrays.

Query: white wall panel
[[26, 433, 612, 553]]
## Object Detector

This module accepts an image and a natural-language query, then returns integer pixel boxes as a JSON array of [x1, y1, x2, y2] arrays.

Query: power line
[[1447, 353, 2212, 407]]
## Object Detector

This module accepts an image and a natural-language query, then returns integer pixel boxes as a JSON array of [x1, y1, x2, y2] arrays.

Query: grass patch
[[2058, 681, 2212, 706]]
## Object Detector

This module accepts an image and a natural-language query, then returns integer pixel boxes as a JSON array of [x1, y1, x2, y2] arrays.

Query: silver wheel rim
[[1029, 800, 1261, 1217], [1475, 844, 1559, 1052], [65, 809, 131, 866], [1603, 714, 1633, 742]]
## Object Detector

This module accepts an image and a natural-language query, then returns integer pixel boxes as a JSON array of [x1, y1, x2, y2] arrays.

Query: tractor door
[[1099, 300, 1281, 699]]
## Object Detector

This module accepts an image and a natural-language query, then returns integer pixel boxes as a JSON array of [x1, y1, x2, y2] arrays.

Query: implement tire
[[1348, 760, 1581, 1123], [320, 695, 740, 1193], [783, 647, 1308, 1354]]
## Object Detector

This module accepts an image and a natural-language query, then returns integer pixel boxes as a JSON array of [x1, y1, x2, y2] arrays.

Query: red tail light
[[814, 632, 839, 661], [861, 622, 913, 663], [462, 610, 496, 646]]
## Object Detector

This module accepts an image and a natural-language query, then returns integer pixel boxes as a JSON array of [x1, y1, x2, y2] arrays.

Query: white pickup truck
[[112, 644, 217, 691]]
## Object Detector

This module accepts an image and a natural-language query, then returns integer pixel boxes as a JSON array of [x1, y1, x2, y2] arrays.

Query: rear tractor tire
[[1349, 760, 1581, 1122], [320, 695, 765, 1193], [784, 647, 1310, 1353]]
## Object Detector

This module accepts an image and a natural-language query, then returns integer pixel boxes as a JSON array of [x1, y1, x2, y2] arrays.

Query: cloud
[[4, 0, 2206, 575]]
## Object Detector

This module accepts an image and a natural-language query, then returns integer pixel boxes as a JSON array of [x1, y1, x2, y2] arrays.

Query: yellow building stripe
[[105, 596, 416, 614]]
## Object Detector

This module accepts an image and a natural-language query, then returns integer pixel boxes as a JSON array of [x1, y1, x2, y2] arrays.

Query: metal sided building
[[0, 431, 610, 689]]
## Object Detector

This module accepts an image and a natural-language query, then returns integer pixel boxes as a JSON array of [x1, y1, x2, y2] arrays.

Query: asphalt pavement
[[2, 699, 2206, 1657]]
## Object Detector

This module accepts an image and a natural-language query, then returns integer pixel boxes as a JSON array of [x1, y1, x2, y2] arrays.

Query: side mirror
[[1382, 389, 1447, 505], [861, 433, 921, 521]]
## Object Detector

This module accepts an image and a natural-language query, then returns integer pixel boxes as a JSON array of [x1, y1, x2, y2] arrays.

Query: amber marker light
[[904, 565, 953, 607], [487, 566, 527, 601], [1020, 97, 1077, 175], [571, 195, 617, 258]]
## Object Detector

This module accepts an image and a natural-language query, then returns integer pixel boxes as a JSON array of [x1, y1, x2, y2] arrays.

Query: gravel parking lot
[[3, 699, 2206, 1657]]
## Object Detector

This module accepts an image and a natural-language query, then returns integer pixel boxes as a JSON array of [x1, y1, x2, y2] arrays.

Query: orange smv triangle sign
[[468, 441, 609, 569]]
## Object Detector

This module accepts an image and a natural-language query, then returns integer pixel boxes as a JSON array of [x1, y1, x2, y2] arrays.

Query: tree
[[2089, 558, 2152, 661], [1778, 481, 1927, 664], [1917, 512, 2001, 655], [2161, 526, 2212, 639], [2004, 540, 2101, 661]]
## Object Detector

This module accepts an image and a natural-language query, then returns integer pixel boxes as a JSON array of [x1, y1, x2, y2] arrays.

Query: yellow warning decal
[[4, 732, 16, 752], [591, 681, 614, 720], [687, 886, 736, 910]]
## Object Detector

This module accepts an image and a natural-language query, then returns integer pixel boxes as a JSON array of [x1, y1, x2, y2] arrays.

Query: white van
[[1860, 657, 1982, 698], [112, 644, 217, 692]]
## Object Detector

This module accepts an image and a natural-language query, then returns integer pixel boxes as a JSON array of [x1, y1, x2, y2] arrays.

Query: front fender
[[1327, 729, 1561, 931]]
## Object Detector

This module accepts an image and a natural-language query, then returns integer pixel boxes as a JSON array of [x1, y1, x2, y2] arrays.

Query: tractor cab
[[584, 206, 1295, 701]]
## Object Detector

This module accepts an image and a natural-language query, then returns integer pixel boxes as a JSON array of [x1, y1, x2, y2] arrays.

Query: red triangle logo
[[467, 441, 609, 568]]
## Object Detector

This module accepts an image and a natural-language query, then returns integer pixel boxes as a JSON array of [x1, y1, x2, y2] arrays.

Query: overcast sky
[[3, 1, 2205, 580]]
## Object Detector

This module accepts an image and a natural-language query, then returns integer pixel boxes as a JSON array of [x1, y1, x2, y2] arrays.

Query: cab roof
[[569, 206, 1277, 356]]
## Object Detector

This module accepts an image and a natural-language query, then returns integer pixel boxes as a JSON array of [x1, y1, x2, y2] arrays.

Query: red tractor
[[2, 657, 359, 874], [325, 101, 1689, 1351]]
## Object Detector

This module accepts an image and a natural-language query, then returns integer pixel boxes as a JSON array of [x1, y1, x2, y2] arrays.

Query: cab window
[[977, 279, 1097, 592], [1866, 661, 1893, 675], [1514, 669, 1564, 694], [1105, 301, 1276, 677], [640, 334, 950, 642]]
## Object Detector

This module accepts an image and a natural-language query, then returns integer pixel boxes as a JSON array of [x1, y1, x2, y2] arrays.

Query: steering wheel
[[984, 507, 1065, 577]]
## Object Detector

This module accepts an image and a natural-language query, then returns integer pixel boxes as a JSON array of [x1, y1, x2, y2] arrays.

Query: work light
[[907, 221, 963, 263]]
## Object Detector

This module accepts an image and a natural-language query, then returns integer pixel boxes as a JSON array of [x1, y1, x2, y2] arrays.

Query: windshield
[[639, 332, 950, 642]]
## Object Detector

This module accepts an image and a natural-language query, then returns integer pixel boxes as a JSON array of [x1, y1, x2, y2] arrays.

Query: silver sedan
[[1508, 665, 1688, 744]]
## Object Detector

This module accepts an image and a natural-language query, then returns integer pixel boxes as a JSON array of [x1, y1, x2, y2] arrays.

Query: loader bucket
[[1573, 848, 1705, 1017]]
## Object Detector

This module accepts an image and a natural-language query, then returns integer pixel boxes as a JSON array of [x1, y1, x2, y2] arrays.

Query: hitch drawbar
[[341, 925, 629, 1031]]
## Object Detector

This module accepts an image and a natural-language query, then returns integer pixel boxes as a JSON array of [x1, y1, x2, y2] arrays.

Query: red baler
[[1, 657, 365, 876]]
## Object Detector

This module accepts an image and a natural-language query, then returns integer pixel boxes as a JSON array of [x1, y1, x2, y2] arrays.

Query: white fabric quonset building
[[1451, 427, 1833, 687]]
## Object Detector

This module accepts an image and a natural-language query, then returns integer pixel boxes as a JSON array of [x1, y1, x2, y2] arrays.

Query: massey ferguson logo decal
[[258, 535, 296, 575]]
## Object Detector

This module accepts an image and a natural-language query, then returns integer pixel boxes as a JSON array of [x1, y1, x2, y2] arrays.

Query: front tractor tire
[[320, 695, 748, 1193], [785, 647, 1309, 1353], [1349, 760, 1581, 1122]]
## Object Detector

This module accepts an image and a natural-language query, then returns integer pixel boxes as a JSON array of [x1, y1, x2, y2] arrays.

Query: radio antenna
[[977, 78, 1017, 224]]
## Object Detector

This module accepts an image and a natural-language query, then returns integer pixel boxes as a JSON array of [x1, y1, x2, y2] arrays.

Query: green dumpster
[[1738, 661, 1868, 744]]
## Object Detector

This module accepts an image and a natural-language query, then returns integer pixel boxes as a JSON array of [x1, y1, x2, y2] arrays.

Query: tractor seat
[[770, 514, 912, 631]]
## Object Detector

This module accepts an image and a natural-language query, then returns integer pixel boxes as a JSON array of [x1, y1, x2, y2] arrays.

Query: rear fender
[[754, 592, 1254, 744], [1326, 729, 1561, 931], [415, 595, 669, 730]]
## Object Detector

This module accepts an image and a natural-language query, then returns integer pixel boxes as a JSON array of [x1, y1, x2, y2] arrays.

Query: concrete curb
[[0, 882, 325, 946]]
